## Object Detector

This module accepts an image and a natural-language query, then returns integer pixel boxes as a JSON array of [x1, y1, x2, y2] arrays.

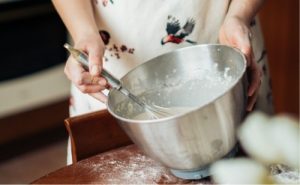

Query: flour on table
[[80, 145, 209, 184]]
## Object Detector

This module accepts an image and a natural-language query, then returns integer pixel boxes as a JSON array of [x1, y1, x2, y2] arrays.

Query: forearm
[[52, 0, 98, 41], [226, 0, 265, 24]]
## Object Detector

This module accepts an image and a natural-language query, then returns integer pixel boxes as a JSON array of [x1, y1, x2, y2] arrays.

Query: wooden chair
[[64, 109, 133, 163]]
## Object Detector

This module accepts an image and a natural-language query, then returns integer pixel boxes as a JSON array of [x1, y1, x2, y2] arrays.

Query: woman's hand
[[64, 33, 108, 103], [52, 0, 108, 102], [219, 16, 262, 111]]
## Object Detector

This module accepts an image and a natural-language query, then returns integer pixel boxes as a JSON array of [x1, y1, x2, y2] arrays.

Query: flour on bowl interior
[[115, 64, 234, 120]]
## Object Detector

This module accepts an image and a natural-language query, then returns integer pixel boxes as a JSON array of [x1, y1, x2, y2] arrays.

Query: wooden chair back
[[64, 109, 132, 163]]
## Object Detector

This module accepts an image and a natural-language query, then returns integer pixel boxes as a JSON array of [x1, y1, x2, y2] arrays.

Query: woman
[[52, 0, 273, 164]]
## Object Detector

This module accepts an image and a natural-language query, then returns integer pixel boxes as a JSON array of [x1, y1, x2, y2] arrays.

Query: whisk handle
[[101, 69, 122, 90]]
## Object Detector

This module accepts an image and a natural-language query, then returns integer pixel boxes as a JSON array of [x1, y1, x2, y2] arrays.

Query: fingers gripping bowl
[[107, 44, 248, 179]]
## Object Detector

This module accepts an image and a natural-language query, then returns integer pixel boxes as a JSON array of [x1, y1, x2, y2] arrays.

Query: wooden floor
[[0, 98, 69, 183], [0, 139, 67, 184]]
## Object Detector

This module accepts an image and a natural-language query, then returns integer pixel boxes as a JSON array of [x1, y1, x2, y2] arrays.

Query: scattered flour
[[80, 145, 209, 184]]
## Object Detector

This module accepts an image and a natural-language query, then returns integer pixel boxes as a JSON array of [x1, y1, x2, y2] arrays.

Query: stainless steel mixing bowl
[[107, 44, 248, 177]]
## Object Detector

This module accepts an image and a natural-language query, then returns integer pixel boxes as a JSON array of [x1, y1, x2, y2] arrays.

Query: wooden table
[[32, 145, 212, 184]]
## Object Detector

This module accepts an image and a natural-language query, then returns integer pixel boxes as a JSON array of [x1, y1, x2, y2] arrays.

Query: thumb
[[236, 31, 252, 67], [237, 31, 253, 66], [87, 45, 104, 76]]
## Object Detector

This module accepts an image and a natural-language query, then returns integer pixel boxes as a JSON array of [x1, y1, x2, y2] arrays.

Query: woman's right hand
[[64, 33, 108, 103]]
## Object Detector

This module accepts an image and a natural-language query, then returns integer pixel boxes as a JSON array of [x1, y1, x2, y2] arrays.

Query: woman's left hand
[[219, 16, 262, 111]]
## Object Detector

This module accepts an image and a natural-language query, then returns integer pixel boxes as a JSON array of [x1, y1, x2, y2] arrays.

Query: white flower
[[270, 115, 300, 168], [238, 112, 299, 168], [211, 112, 299, 184], [210, 158, 272, 184], [238, 112, 276, 163]]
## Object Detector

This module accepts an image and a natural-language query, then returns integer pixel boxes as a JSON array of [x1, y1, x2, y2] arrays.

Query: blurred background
[[0, 0, 298, 183]]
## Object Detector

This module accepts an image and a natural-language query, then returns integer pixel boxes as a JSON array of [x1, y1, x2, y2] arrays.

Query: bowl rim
[[107, 44, 247, 123]]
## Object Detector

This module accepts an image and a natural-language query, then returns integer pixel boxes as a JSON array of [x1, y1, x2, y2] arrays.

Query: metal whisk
[[64, 43, 171, 119]]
